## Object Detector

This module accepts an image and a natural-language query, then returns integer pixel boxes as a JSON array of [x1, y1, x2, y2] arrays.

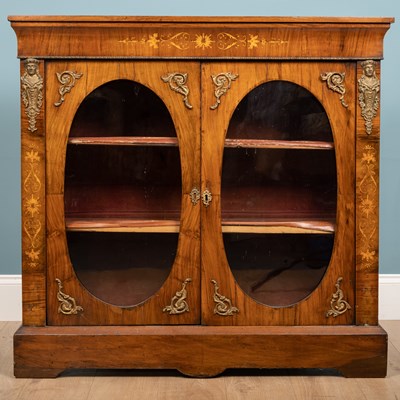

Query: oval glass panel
[[222, 81, 337, 307], [65, 80, 181, 307]]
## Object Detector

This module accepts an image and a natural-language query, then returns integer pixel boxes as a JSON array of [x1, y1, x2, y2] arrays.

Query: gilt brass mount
[[326, 277, 351, 318], [21, 58, 43, 133], [161, 72, 193, 109], [211, 280, 239, 316], [55, 278, 83, 315], [163, 278, 192, 314], [54, 70, 83, 106], [210, 72, 238, 109], [320, 71, 348, 108], [358, 60, 380, 135]]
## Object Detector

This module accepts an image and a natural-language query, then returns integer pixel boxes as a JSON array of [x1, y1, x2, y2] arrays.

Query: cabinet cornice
[[9, 17, 393, 60]]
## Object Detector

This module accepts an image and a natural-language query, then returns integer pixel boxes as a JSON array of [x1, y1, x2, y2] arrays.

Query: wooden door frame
[[45, 60, 201, 325], [200, 61, 356, 326]]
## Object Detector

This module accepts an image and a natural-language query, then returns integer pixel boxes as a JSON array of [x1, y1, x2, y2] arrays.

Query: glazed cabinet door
[[46, 61, 201, 325], [201, 62, 356, 325]]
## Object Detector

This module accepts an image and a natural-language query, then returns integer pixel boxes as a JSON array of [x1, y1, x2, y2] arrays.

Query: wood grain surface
[[9, 16, 393, 60], [0, 321, 397, 398]]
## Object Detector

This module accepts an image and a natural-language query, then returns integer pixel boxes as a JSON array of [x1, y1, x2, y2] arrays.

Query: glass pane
[[65, 145, 181, 220], [227, 81, 333, 141], [67, 232, 178, 307], [70, 80, 176, 137], [65, 80, 181, 307], [223, 234, 334, 307], [222, 80, 336, 307], [222, 148, 336, 221]]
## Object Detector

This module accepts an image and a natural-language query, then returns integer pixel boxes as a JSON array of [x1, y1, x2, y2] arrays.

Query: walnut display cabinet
[[9, 16, 393, 378]]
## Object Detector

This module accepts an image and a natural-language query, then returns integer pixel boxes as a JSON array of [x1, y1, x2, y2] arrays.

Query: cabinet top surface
[[8, 15, 394, 23], [9, 15, 393, 60]]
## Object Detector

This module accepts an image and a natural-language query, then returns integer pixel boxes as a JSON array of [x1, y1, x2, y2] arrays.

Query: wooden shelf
[[68, 137, 333, 150], [222, 219, 334, 234], [65, 217, 333, 234], [68, 136, 178, 146], [225, 138, 334, 150], [66, 218, 180, 233]]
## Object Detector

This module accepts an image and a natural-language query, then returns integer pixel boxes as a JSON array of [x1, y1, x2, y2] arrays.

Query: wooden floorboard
[[1, 321, 399, 400]]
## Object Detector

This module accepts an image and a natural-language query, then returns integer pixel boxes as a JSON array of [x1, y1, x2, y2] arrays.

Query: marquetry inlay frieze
[[118, 32, 289, 51]]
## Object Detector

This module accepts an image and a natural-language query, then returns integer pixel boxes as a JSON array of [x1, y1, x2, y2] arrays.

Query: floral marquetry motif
[[358, 144, 378, 270], [119, 32, 191, 50], [194, 33, 214, 50], [118, 31, 289, 52], [23, 149, 42, 270]]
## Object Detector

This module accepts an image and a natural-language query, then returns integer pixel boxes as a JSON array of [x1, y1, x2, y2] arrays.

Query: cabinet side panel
[[20, 59, 46, 325], [355, 61, 380, 325]]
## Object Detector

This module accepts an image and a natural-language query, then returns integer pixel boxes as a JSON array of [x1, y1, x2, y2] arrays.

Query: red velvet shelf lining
[[64, 184, 336, 230]]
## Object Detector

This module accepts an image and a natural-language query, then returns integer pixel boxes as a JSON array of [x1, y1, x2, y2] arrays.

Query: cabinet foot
[[338, 356, 387, 378], [178, 367, 226, 378], [14, 367, 65, 378]]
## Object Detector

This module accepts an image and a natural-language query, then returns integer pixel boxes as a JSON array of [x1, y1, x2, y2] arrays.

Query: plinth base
[[14, 324, 387, 378]]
